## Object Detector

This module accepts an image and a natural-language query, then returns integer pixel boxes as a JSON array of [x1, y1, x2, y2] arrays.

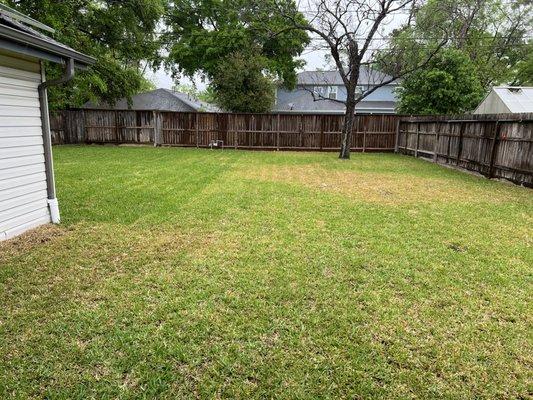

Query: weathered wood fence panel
[[51, 109, 155, 144], [397, 114, 533, 187], [51, 110, 398, 152]]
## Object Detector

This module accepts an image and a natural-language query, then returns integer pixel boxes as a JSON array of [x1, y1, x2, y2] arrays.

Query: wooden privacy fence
[[397, 114, 533, 187], [51, 109, 532, 186], [159, 111, 397, 151], [50, 109, 398, 151]]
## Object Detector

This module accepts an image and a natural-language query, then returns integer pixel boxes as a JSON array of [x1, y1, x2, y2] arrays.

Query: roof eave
[[0, 23, 95, 66]]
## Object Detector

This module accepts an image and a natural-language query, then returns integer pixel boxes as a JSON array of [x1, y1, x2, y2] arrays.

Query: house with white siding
[[0, 4, 94, 241]]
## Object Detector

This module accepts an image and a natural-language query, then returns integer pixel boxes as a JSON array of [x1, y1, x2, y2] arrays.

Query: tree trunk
[[339, 99, 356, 159]]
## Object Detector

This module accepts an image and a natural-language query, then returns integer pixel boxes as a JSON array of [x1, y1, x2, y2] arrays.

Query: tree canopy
[[511, 43, 533, 86], [210, 52, 276, 113], [396, 49, 485, 115], [163, 0, 309, 112], [411, 0, 532, 87], [5, 0, 166, 109], [381, 0, 532, 115]]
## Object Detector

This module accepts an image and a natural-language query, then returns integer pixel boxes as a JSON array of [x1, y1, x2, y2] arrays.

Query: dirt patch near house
[[0, 224, 70, 262]]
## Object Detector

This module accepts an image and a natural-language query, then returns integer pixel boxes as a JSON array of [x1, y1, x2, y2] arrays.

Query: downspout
[[38, 58, 75, 224]]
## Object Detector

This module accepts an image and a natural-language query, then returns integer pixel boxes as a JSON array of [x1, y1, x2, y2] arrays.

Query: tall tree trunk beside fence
[[340, 94, 356, 159]]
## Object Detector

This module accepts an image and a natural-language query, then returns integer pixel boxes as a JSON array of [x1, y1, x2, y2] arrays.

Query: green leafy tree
[[511, 43, 533, 85], [385, 0, 532, 88], [210, 52, 276, 113], [397, 49, 485, 115], [164, 0, 308, 112], [6, 0, 166, 109]]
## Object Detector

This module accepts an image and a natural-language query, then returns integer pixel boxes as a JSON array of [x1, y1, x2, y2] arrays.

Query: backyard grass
[[1, 145, 532, 399]]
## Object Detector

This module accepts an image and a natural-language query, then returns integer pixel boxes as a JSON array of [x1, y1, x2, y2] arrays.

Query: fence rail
[[397, 114, 533, 187], [50, 109, 398, 152]]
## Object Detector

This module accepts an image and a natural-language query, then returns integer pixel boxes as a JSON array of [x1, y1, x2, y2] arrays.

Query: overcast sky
[[146, 50, 329, 91]]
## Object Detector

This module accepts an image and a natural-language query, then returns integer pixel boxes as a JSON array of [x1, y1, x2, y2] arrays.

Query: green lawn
[[1, 145, 532, 399]]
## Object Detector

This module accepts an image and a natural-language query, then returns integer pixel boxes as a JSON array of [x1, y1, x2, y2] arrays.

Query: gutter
[[38, 58, 75, 224]]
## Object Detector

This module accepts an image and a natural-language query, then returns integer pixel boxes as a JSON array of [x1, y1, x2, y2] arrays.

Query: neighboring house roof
[[0, 4, 94, 67], [275, 90, 396, 114], [297, 67, 398, 86], [474, 86, 533, 114], [83, 88, 220, 112]]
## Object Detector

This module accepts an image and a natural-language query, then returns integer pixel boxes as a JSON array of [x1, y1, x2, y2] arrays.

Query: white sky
[[146, 51, 329, 91]]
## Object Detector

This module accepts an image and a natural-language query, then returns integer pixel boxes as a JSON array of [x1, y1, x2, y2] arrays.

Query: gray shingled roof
[[83, 88, 220, 112], [297, 67, 397, 86]]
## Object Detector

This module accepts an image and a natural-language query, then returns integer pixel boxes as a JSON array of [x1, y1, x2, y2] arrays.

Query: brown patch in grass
[[0, 224, 70, 262], [237, 164, 519, 205], [146, 229, 219, 260], [66, 223, 219, 265]]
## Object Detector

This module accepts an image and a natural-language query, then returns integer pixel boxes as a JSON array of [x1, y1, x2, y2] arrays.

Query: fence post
[[299, 114, 304, 148], [456, 122, 465, 165], [394, 119, 401, 153], [361, 115, 366, 152], [114, 110, 119, 143], [433, 122, 439, 162], [82, 110, 88, 143], [136, 111, 141, 143], [415, 122, 420, 157], [153, 111, 162, 146], [61, 110, 68, 144], [404, 118, 409, 150], [320, 115, 324, 150], [232, 114, 237, 150], [276, 114, 280, 151], [195, 113, 199, 148], [488, 121, 501, 178], [224, 113, 229, 148]]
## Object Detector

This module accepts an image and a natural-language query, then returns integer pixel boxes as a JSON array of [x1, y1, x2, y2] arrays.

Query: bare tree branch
[[303, 86, 347, 104]]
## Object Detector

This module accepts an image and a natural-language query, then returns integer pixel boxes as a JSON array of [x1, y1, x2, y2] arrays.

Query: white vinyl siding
[[0, 51, 50, 241]]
